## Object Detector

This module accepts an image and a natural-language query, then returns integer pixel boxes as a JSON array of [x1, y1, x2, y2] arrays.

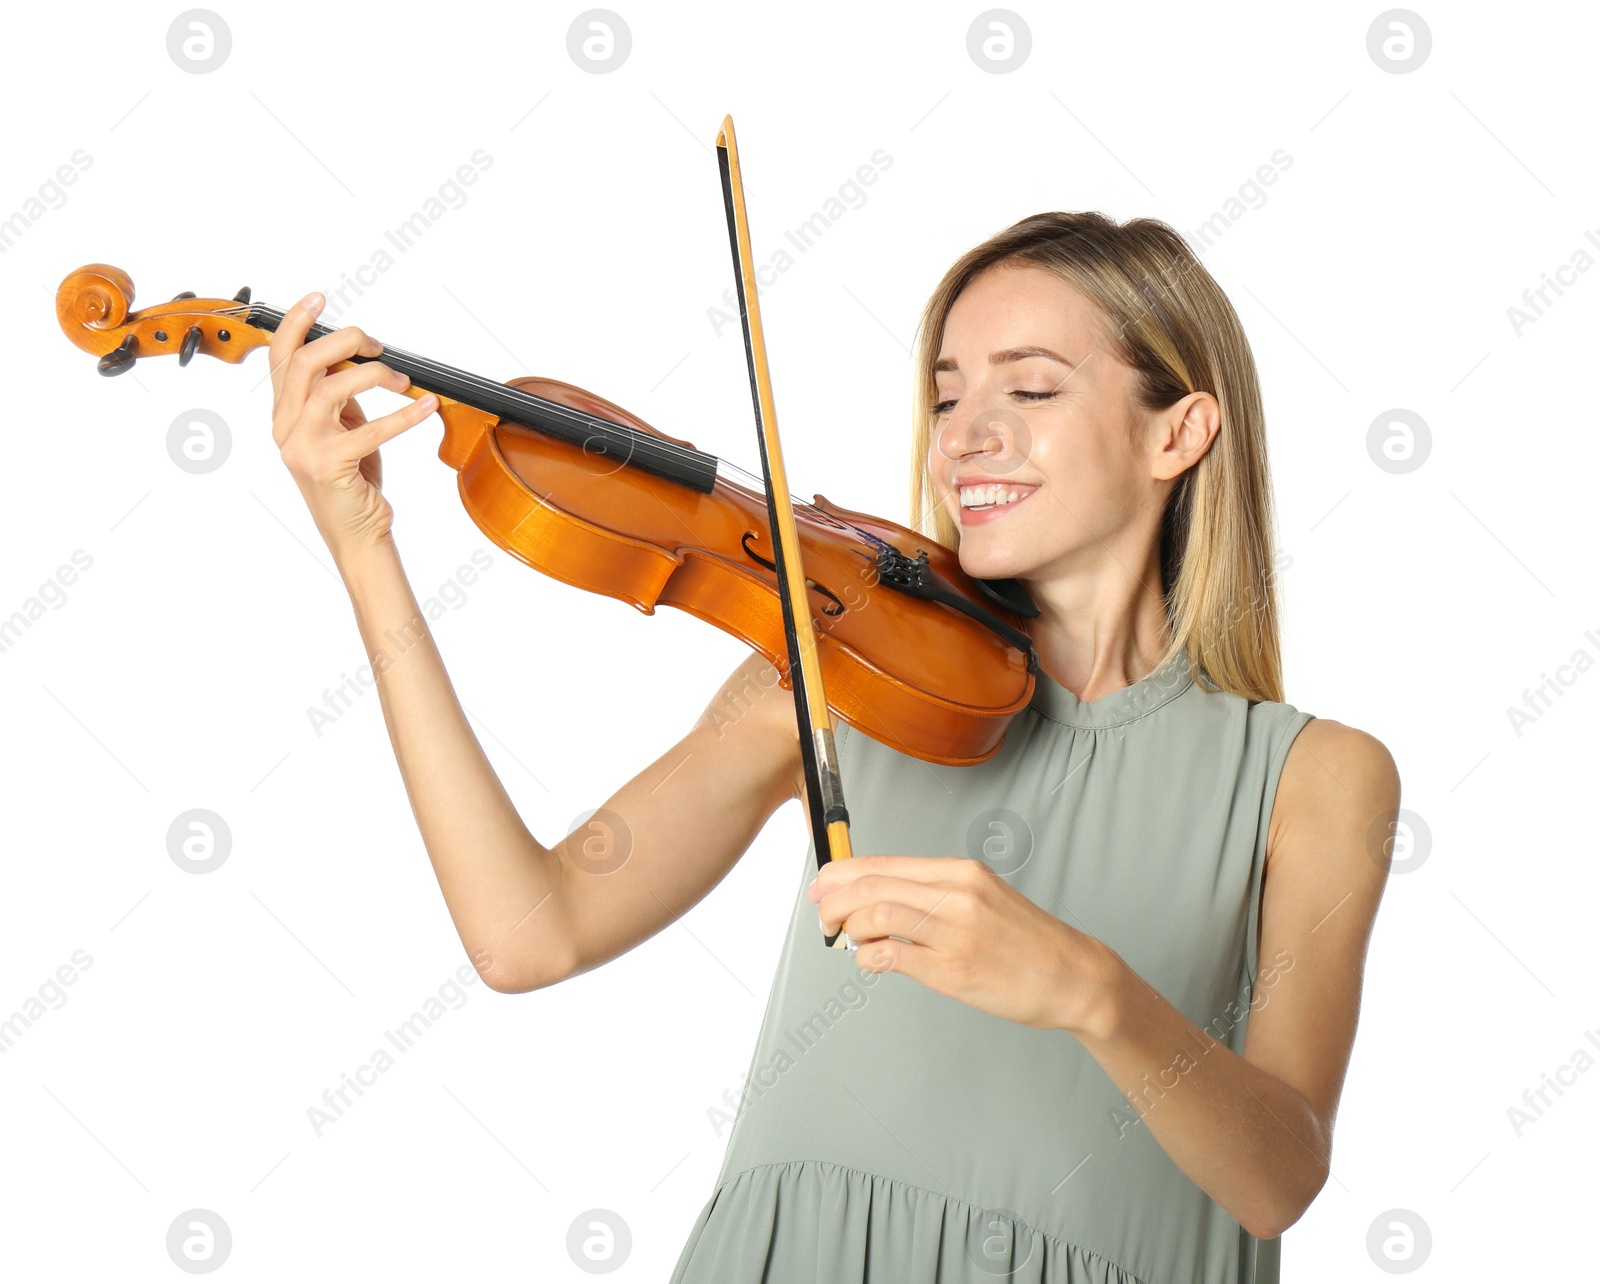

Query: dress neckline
[[1028, 646, 1194, 729]]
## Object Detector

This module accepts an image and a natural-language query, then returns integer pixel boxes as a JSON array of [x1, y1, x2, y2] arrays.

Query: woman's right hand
[[268, 291, 440, 564]]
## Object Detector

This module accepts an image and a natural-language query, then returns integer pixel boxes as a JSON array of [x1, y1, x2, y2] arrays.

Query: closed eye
[[932, 391, 1057, 415]]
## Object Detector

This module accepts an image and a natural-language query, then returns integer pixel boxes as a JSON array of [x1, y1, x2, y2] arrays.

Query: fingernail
[[300, 291, 323, 313]]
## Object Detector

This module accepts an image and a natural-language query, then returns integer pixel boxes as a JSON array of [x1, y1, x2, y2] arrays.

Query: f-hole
[[741, 531, 845, 617]]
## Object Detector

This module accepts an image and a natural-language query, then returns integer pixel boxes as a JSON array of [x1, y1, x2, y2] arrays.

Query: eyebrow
[[932, 345, 1074, 374]]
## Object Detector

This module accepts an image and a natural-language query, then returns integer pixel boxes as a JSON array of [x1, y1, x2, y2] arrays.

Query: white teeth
[[958, 484, 1031, 508]]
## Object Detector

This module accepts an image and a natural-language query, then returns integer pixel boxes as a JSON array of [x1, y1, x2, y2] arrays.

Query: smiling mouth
[[956, 482, 1039, 512]]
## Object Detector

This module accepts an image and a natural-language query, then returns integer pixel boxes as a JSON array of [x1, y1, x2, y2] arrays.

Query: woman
[[268, 210, 1399, 1283]]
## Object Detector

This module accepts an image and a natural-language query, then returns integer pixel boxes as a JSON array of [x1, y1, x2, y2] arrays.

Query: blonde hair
[[908, 211, 1286, 703]]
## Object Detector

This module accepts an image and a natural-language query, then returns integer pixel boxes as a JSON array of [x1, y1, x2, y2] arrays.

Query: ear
[[1149, 390, 1221, 482]]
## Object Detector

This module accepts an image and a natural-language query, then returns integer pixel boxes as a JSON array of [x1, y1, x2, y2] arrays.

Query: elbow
[[475, 942, 577, 995], [1243, 1210, 1294, 1242], [480, 964, 557, 995], [480, 965, 532, 996], [1244, 1097, 1332, 1239], [1245, 1165, 1329, 1240]]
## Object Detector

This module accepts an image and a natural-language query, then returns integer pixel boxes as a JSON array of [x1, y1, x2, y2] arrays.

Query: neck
[[1020, 543, 1173, 703]]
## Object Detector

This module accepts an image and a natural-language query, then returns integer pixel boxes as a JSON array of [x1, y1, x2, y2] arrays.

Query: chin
[[954, 538, 1027, 582]]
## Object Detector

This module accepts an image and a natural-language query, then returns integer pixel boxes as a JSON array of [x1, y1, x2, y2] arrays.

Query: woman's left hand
[[808, 854, 1114, 1035]]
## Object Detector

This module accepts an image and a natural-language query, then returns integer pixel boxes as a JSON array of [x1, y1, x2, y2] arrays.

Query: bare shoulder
[[1269, 716, 1402, 871], [1245, 715, 1402, 1173]]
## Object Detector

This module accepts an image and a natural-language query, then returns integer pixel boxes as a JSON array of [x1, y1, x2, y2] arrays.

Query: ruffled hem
[[669, 1158, 1147, 1284]]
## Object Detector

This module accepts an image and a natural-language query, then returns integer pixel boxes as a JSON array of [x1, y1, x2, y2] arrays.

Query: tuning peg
[[97, 333, 139, 377], [233, 286, 251, 304], [172, 290, 197, 301], [178, 324, 203, 366]]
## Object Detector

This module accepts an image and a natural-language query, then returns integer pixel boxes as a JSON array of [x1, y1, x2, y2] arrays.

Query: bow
[[715, 115, 855, 952]]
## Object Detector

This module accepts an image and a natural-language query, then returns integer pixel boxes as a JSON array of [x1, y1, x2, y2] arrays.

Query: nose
[[936, 397, 1029, 473]]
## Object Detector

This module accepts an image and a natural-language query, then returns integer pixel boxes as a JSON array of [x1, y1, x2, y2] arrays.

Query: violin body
[[56, 264, 1037, 766]]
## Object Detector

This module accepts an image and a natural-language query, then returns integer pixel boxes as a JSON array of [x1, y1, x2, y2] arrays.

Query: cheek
[[1041, 414, 1138, 483], [928, 445, 949, 484], [1030, 430, 1142, 523]]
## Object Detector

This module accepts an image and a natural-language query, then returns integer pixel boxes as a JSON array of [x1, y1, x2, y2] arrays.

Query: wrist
[[334, 534, 400, 587], [1056, 934, 1127, 1044]]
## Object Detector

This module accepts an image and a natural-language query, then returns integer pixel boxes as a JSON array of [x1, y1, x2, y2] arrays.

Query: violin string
[[716, 458, 825, 517], [230, 302, 856, 524], [240, 305, 711, 465]]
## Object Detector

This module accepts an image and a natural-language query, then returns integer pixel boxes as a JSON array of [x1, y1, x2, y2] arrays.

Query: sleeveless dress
[[669, 646, 1314, 1284]]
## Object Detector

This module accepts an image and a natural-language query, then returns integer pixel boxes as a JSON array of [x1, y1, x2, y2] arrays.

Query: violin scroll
[[55, 264, 269, 376], [56, 263, 133, 336]]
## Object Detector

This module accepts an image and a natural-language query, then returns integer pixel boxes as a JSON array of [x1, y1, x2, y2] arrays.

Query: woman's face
[[928, 262, 1175, 588]]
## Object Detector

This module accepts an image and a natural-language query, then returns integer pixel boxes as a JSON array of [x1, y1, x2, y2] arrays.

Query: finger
[[819, 878, 967, 943], [281, 324, 384, 426], [811, 853, 961, 898], [308, 359, 412, 420], [267, 291, 323, 403], [829, 898, 953, 948], [331, 392, 439, 464], [854, 936, 918, 976]]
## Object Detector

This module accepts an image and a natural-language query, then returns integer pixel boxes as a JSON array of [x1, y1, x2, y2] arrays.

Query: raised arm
[[266, 290, 804, 995]]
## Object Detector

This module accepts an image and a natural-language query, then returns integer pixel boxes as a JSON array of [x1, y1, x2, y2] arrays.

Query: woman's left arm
[[810, 717, 1400, 1241], [1071, 718, 1400, 1238]]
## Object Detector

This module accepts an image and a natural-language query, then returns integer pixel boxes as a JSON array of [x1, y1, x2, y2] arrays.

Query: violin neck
[[247, 304, 719, 494]]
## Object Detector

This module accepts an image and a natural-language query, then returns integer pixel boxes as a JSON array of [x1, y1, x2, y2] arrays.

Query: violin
[[54, 263, 1039, 767]]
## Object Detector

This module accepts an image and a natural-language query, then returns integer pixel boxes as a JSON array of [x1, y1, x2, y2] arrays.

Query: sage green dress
[[669, 647, 1313, 1284]]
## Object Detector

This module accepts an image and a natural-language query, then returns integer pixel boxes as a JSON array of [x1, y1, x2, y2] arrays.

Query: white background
[[2, 1, 1594, 1279]]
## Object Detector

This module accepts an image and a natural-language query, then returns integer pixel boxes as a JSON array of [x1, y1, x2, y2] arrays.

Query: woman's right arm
[[268, 291, 805, 995]]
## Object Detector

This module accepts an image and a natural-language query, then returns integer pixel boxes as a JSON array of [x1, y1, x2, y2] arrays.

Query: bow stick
[[715, 115, 855, 952]]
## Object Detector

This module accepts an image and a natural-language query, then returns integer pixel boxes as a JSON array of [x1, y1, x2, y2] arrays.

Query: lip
[[952, 479, 1039, 526]]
